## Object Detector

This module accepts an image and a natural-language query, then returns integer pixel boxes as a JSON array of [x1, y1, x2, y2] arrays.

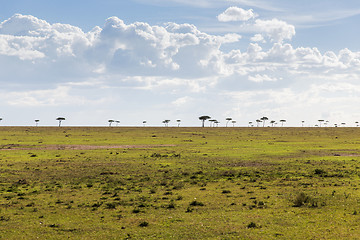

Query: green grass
[[1, 126, 360, 239]]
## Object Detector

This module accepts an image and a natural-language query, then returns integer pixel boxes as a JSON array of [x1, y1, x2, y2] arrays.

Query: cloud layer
[[1, 13, 360, 126]]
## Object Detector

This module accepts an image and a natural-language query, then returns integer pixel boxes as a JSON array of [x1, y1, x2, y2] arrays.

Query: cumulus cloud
[[217, 7, 257, 22], [0, 14, 244, 83], [250, 34, 266, 43], [1, 13, 359, 88], [253, 19, 295, 42]]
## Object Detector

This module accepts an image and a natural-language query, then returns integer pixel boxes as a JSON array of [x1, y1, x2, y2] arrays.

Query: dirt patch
[[0, 144, 175, 151]]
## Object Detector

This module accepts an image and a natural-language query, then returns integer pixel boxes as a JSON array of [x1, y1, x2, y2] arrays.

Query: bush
[[314, 169, 327, 175], [247, 222, 258, 228], [293, 192, 308, 207], [167, 202, 175, 209], [189, 200, 204, 206], [132, 208, 140, 213], [293, 192, 317, 207], [105, 202, 116, 209], [139, 221, 149, 227]]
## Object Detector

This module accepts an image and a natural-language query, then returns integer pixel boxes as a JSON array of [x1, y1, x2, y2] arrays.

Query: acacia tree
[[318, 119, 324, 127], [115, 120, 120, 126], [324, 121, 328, 127], [209, 119, 216, 127], [301, 120, 305, 127], [256, 119, 262, 127], [232, 120, 236, 127], [56, 117, 65, 127], [260, 117, 268, 127], [280, 119, 286, 127], [163, 120, 170, 127], [35, 119, 40, 127], [214, 120, 220, 127], [108, 119, 115, 127], [199, 116, 211, 127], [142, 120, 147, 127], [176, 119, 181, 127], [270, 120, 276, 127], [248, 121, 253, 127], [225, 118, 232, 127], [356, 121, 359, 127]]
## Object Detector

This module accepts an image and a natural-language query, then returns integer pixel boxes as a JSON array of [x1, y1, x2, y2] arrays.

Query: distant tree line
[[0, 116, 357, 127]]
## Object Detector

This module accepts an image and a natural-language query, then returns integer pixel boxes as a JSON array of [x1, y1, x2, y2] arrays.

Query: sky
[[1, 0, 360, 127]]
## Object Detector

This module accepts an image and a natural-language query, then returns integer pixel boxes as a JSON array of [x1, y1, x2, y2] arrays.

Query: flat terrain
[[1, 126, 360, 239]]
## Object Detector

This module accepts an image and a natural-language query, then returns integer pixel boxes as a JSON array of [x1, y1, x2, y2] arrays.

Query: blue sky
[[1, 0, 360, 126]]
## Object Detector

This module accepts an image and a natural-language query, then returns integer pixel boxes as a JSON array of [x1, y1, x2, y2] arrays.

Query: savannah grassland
[[1, 127, 360, 239]]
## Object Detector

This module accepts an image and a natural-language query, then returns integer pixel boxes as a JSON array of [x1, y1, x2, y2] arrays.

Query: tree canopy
[[199, 116, 211, 127]]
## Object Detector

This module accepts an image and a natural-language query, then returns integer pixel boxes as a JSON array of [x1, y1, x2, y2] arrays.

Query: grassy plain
[[1, 126, 360, 239]]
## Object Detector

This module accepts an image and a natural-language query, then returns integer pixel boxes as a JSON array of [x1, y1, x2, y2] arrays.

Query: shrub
[[189, 200, 204, 206], [314, 169, 327, 175], [0, 216, 10, 221], [132, 208, 140, 213], [247, 222, 258, 228], [91, 202, 102, 208], [167, 202, 175, 209], [293, 192, 317, 207], [185, 207, 193, 213], [139, 221, 149, 227], [293, 192, 308, 207], [105, 202, 116, 209]]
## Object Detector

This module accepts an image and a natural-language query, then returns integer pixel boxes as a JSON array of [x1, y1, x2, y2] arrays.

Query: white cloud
[[253, 19, 295, 42], [250, 34, 266, 43], [217, 7, 257, 22]]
